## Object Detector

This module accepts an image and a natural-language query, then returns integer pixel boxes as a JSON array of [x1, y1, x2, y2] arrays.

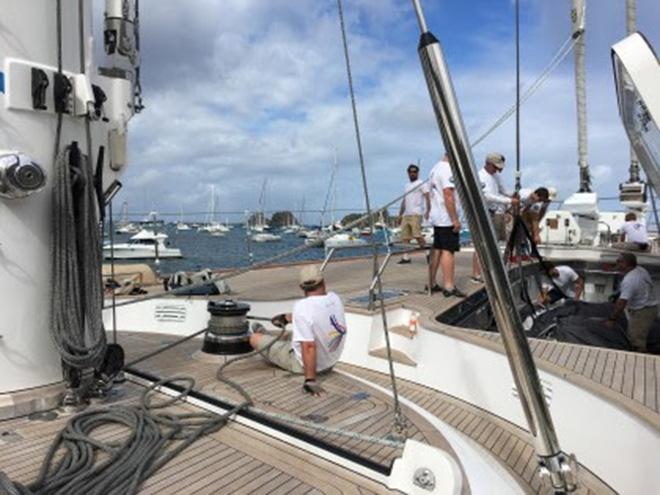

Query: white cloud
[[111, 0, 659, 221]]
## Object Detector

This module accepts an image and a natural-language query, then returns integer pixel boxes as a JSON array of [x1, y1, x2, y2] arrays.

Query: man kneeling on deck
[[249, 265, 347, 396]]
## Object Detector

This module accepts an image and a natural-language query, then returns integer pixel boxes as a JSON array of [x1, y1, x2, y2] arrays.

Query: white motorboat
[[103, 229, 183, 259], [324, 232, 368, 249], [115, 222, 140, 234], [175, 222, 191, 231], [251, 232, 281, 242]]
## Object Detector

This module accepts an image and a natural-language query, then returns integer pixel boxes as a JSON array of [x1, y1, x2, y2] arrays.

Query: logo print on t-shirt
[[327, 314, 346, 352]]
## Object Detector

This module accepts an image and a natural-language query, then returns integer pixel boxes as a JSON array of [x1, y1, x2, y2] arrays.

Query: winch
[[202, 299, 252, 355]]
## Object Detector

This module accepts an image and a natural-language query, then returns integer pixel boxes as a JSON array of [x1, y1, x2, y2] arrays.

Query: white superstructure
[[103, 229, 182, 259]]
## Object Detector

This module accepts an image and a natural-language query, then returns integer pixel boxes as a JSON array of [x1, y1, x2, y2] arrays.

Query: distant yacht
[[103, 229, 183, 259], [251, 232, 281, 243]]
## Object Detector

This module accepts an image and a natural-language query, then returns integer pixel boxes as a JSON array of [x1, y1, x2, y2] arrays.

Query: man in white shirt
[[615, 212, 649, 251], [249, 265, 347, 395], [427, 155, 465, 297], [540, 264, 584, 304], [398, 163, 430, 264], [471, 152, 519, 282], [607, 253, 658, 352]]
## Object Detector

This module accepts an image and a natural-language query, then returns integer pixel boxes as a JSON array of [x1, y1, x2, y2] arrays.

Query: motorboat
[[103, 229, 183, 259], [115, 222, 140, 234], [251, 232, 281, 242], [324, 232, 368, 249]]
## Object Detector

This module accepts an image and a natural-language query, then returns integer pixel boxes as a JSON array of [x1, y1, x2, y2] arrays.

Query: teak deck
[[3, 251, 657, 493]]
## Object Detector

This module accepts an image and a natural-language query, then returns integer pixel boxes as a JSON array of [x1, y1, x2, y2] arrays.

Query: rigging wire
[[109, 201, 118, 345], [336, 0, 406, 435], [471, 32, 579, 148], [514, 0, 521, 193]]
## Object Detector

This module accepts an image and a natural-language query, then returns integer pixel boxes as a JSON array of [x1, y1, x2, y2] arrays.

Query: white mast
[[0, 0, 140, 397], [572, 0, 590, 192], [626, 0, 641, 184]]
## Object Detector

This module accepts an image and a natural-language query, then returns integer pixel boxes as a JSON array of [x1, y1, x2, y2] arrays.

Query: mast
[[572, 0, 590, 192], [626, 0, 640, 184], [410, 0, 576, 491], [332, 148, 338, 227]]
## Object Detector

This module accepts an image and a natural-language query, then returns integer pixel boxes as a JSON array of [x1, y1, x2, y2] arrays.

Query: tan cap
[[486, 152, 505, 170], [299, 264, 324, 288]]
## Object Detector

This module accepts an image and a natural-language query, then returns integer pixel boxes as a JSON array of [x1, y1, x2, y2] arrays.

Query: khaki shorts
[[254, 334, 304, 374], [627, 305, 657, 352], [490, 212, 507, 242], [400, 215, 423, 241]]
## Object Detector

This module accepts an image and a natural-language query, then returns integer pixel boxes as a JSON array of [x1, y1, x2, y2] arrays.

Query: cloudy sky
[[108, 0, 660, 222]]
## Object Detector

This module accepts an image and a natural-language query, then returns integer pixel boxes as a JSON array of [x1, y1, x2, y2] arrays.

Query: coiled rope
[[51, 144, 107, 369], [0, 377, 247, 495]]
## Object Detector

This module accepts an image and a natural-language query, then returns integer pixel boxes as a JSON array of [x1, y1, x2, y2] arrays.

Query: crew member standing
[[398, 163, 430, 264], [471, 152, 519, 282], [427, 155, 465, 297], [607, 253, 657, 353]]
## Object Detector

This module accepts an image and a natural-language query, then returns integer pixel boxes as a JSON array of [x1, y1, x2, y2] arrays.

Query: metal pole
[[410, 1, 576, 492], [514, 0, 521, 193], [626, 0, 641, 183], [572, 0, 590, 192]]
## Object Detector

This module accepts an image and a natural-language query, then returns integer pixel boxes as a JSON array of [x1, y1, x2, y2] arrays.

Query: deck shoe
[[443, 287, 467, 298], [469, 276, 483, 284], [397, 258, 412, 264], [424, 284, 443, 293]]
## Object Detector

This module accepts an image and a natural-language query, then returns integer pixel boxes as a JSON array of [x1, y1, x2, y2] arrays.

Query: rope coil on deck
[[0, 376, 248, 495]]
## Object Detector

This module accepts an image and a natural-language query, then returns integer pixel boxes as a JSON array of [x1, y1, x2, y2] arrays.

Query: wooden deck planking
[[339, 364, 615, 495], [2, 379, 403, 495], [633, 354, 646, 404]]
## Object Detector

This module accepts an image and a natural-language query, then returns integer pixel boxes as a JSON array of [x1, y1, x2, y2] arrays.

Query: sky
[[105, 0, 660, 222]]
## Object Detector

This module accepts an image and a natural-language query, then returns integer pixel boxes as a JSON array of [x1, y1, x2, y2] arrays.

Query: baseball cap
[[486, 152, 505, 170], [299, 264, 324, 288]]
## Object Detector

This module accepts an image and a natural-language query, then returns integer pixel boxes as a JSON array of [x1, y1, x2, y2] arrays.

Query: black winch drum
[[202, 300, 252, 355]]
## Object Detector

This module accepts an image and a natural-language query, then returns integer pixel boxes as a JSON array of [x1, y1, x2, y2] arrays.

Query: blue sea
[[106, 225, 471, 274]]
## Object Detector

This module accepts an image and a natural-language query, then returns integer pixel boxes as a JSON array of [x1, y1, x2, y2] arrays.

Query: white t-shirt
[[292, 291, 347, 371], [428, 160, 456, 227], [620, 266, 657, 310], [619, 221, 648, 244], [552, 265, 580, 298], [403, 179, 429, 216], [479, 168, 511, 212]]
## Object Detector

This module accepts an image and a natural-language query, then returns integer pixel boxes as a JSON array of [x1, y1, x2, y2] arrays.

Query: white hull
[[325, 234, 368, 249], [103, 247, 182, 259], [252, 233, 281, 242]]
